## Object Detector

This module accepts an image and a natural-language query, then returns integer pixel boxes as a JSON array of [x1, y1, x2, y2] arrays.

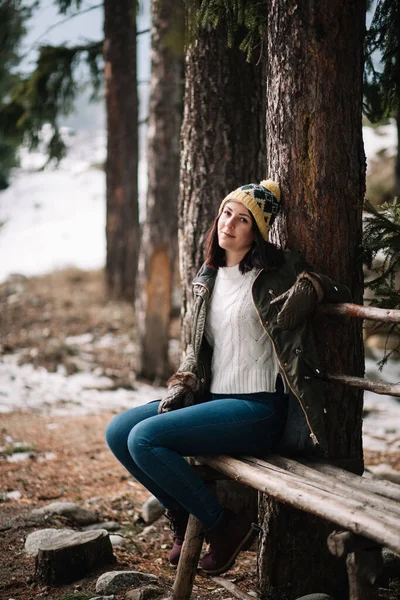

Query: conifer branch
[[26, 4, 102, 53]]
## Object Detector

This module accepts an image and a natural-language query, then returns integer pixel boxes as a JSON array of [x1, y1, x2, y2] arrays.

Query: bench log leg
[[171, 514, 204, 600], [328, 530, 383, 600]]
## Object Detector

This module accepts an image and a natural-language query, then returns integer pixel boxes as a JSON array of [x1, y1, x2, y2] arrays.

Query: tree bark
[[258, 2, 366, 599], [179, 20, 266, 346], [179, 15, 266, 515], [135, 0, 184, 381], [395, 110, 400, 198], [103, 0, 139, 299]]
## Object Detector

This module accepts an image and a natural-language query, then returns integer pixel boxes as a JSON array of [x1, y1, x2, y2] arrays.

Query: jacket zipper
[[251, 270, 319, 446]]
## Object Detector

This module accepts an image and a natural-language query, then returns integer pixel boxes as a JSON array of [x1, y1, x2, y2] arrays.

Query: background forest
[[1, 1, 400, 600]]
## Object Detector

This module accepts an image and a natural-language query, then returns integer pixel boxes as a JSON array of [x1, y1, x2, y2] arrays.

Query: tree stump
[[35, 529, 115, 585]]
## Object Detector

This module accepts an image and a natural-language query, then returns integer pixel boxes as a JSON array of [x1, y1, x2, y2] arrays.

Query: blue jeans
[[106, 391, 287, 528]]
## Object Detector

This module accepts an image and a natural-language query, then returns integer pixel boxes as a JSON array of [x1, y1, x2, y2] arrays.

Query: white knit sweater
[[204, 264, 280, 394]]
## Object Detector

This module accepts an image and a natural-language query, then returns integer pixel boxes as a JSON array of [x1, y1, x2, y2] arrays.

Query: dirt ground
[[0, 269, 399, 600]]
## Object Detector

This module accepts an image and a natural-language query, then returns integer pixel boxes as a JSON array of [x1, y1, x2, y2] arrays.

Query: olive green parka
[[178, 250, 352, 458]]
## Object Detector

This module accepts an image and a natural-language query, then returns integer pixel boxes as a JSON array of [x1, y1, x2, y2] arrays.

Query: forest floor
[[0, 268, 399, 600]]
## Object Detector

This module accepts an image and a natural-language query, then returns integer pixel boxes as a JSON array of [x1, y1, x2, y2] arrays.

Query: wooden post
[[171, 514, 204, 600], [328, 530, 383, 600]]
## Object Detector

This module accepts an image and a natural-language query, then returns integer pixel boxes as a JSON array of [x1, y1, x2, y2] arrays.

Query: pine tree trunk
[[135, 0, 184, 381], [103, 0, 139, 299], [179, 22, 266, 346], [395, 110, 400, 198], [179, 18, 266, 516], [258, 3, 366, 599]]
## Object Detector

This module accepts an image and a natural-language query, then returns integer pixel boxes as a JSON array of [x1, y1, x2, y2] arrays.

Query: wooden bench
[[171, 455, 400, 600], [171, 302, 400, 600]]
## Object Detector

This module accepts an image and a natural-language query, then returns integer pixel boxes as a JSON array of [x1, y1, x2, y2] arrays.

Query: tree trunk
[[103, 0, 139, 300], [258, 2, 366, 599], [135, 0, 184, 381], [179, 16, 266, 515], [179, 21, 266, 346], [395, 110, 400, 198]]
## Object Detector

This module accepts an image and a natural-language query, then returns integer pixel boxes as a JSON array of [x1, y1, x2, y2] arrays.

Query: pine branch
[[363, 198, 400, 366], [25, 3, 102, 54]]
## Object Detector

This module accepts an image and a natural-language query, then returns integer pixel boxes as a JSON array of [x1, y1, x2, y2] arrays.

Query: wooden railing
[[319, 302, 400, 396]]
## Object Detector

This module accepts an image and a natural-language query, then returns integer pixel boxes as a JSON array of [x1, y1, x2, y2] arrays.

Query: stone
[[84, 521, 121, 532], [295, 595, 335, 600], [126, 585, 165, 600], [35, 529, 114, 585], [141, 525, 157, 536], [141, 496, 164, 524], [25, 528, 75, 556], [96, 571, 158, 595], [31, 501, 99, 525], [110, 534, 125, 546]]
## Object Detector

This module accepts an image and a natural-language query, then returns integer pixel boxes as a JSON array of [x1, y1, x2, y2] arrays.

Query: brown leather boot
[[199, 509, 256, 575], [165, 508, 189, 567]]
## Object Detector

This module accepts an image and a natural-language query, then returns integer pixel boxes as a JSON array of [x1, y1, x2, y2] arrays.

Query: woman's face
[[217, 201, 255, 258]]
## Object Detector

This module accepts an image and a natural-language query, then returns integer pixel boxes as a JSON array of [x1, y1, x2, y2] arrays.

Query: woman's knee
[[105, 411, 129, 455], [127, 418, 159, 466], [106, 402, 160, 453]]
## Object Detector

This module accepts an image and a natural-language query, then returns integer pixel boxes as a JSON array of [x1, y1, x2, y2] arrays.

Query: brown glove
[[158, 371, 199, 414], [271, 272, 324, 330]]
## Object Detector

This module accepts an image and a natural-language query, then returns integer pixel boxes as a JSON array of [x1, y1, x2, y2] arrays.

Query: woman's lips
[[220, 231, 235, 238]]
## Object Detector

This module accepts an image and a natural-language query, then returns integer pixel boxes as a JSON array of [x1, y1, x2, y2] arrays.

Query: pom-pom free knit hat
[[218, 179, 281, 241]]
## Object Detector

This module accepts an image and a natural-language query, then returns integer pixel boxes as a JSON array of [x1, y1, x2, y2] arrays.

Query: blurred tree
[[1, 0, 145, 299], [0, 0, 33, 189], [185, 1, 365, 598], [364, 0, 400, 196], [103, 0, 139, 299], [135, 0, 184, 382]]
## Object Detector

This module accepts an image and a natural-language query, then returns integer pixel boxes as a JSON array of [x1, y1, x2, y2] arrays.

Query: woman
[[106, 179, 351, 575]]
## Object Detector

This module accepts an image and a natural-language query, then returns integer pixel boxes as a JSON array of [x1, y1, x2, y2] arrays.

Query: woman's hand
[[158, 371, 199, 414], [271, 272, 324, 330]]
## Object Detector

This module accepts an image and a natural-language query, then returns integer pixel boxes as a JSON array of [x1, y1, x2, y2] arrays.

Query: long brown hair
[[204, 211, 284, 274]]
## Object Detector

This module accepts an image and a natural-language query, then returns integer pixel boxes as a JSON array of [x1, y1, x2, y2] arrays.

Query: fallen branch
[[211, 576, 257, 600]]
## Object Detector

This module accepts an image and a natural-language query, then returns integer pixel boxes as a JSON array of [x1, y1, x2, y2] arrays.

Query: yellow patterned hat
[[218, 179, 281, 241]]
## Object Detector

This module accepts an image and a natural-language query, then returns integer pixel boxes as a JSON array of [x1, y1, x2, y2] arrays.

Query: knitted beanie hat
[[218, 179, 281, 241]]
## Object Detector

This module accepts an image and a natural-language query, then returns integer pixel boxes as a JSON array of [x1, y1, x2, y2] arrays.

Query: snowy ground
[[0, 120, 399, 454]]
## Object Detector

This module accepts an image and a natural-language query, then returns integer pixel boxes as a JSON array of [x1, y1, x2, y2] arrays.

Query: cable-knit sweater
[[204, 264, 280, 394]]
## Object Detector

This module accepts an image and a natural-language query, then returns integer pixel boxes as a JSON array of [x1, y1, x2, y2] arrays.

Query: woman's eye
[[241, 218, 248, 223]]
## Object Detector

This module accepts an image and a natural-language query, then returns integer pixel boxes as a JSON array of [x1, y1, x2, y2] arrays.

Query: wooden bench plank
[[308, 460, 400, 502], [197, 455, 400, 554], [244, 455, 400, 518]]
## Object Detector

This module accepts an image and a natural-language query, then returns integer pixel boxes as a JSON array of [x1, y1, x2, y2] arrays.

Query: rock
[[368, 464, 400, 485], [84, 521, 121, 532], [25, 528, 75, 556], [295, 595, 335, 600], [31, 501, 99, 525], [141, 525, 157, 536], [35, 529, 114, 585], [126, 585, 165, 600], [141, 496, 164, 524], [96, 571, 158, 595], [110, 534, 125, 546]]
